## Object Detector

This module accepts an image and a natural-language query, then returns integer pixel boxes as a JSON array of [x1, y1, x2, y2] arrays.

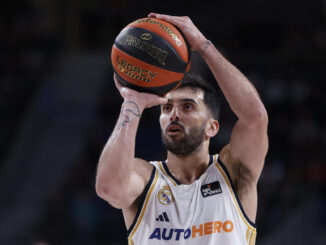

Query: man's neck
[[166, 146, 210, 185]]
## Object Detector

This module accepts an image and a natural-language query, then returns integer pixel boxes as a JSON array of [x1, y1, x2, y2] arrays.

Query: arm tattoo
[[120, 114, 130, 128], [124, 101, 141, 117], [118, 100, 141, 129], [198, 40, 212, 56]]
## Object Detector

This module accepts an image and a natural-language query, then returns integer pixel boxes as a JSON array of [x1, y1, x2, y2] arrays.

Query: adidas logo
[[156, 212, 169, 222]]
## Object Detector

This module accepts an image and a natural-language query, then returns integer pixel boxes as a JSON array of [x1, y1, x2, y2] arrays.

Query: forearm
[[200, 41, 267, 124], [96, 100, 143, 198]]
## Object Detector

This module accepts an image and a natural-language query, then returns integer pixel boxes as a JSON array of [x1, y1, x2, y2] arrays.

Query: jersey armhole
[[216, 157, 256, 228], [127, 166, 157, 236]]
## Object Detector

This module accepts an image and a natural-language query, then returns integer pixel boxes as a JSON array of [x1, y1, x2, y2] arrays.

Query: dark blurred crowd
[[1, 0, 325, 244]]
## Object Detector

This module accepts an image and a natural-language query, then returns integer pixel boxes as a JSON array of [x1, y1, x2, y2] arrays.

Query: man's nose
[[170, 107, 180, 121]]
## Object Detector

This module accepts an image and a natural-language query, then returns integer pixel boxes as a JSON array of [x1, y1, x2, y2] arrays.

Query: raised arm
[[95, 75, 167, 209], [198, 35, 268, 183], [149, 13, 268, 184]]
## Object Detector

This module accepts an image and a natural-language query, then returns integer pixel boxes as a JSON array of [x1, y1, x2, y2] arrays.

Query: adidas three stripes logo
[[156, 212, 169, 222]]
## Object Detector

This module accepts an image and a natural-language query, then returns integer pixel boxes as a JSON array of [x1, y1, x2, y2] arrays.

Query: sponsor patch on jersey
[[158, 185, 174, 205], [149, 220, 234, 240], [201, 181, 222, 197]]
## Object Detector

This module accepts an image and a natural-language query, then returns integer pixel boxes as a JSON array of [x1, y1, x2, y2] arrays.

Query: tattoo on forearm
[[120, 114, 130, 128], [124, 101, 141, 116], [118, 100, 141, 129], [198, 40, 212, 56]]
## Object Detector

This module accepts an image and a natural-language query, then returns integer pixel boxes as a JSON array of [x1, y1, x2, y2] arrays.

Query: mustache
[[165, 121, 185, 133]]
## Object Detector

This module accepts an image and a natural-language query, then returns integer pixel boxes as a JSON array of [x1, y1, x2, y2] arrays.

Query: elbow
[[95, 179, 131, 209], [95, 178, 117, 201], [248, 106, 269, 129], [95, 180, 108, 199], [256, 107, 268, 124], [95, 180, 113, 203]]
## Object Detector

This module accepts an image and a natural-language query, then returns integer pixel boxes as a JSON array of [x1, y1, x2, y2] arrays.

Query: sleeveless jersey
[[127, 154, 256, 245]]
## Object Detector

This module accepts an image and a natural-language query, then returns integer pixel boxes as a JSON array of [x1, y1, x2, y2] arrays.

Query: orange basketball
[[111, 17, 191, 95]]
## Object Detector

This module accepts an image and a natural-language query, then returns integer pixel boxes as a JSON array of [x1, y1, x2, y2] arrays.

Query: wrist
[[117, 100, 143, 130], [122, 100, 145, 113]]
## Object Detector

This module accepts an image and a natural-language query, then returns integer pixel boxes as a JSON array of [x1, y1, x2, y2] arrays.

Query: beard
[[161, 122, 206, 156]]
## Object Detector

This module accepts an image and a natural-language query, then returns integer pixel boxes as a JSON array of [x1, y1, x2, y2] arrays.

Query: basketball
[[111, 17, 191, 95]]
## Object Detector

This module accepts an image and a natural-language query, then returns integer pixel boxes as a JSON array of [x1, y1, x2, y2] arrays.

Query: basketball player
[[96, 13, 268, 245]]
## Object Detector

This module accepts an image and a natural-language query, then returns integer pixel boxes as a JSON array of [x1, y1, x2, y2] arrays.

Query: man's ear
[[206, 119, 219, 138]]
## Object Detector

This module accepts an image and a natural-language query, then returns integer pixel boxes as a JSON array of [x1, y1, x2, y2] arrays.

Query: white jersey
[[127, 154, 256, 245]]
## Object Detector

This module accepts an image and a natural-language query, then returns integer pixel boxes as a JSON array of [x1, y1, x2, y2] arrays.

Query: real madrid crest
[[158, 185, 174, 205]]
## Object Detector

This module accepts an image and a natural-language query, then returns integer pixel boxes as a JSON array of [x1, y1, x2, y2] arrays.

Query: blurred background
[[0, 0, 325, 244]]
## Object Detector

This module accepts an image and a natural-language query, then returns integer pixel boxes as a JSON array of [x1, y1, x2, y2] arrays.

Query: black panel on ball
[[114, 72, 182, 96], [115, 27, 189, 74]]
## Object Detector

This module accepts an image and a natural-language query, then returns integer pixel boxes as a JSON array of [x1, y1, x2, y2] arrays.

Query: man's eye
[[184, 103, 193, 110], [163, 105, 171, 111]]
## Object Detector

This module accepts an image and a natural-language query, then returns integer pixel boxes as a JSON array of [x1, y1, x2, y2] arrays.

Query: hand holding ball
[[111, 17, 191, 96]]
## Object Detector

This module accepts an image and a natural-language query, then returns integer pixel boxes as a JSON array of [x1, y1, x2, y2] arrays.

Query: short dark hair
[[176, 73, 221, 120]]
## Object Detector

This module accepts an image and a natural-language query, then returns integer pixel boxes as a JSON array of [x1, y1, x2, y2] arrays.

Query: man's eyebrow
[[167, 98, 198, 104]]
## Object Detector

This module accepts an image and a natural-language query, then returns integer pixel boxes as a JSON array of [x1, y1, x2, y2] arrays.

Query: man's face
[[160, 87, 211, 155]]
